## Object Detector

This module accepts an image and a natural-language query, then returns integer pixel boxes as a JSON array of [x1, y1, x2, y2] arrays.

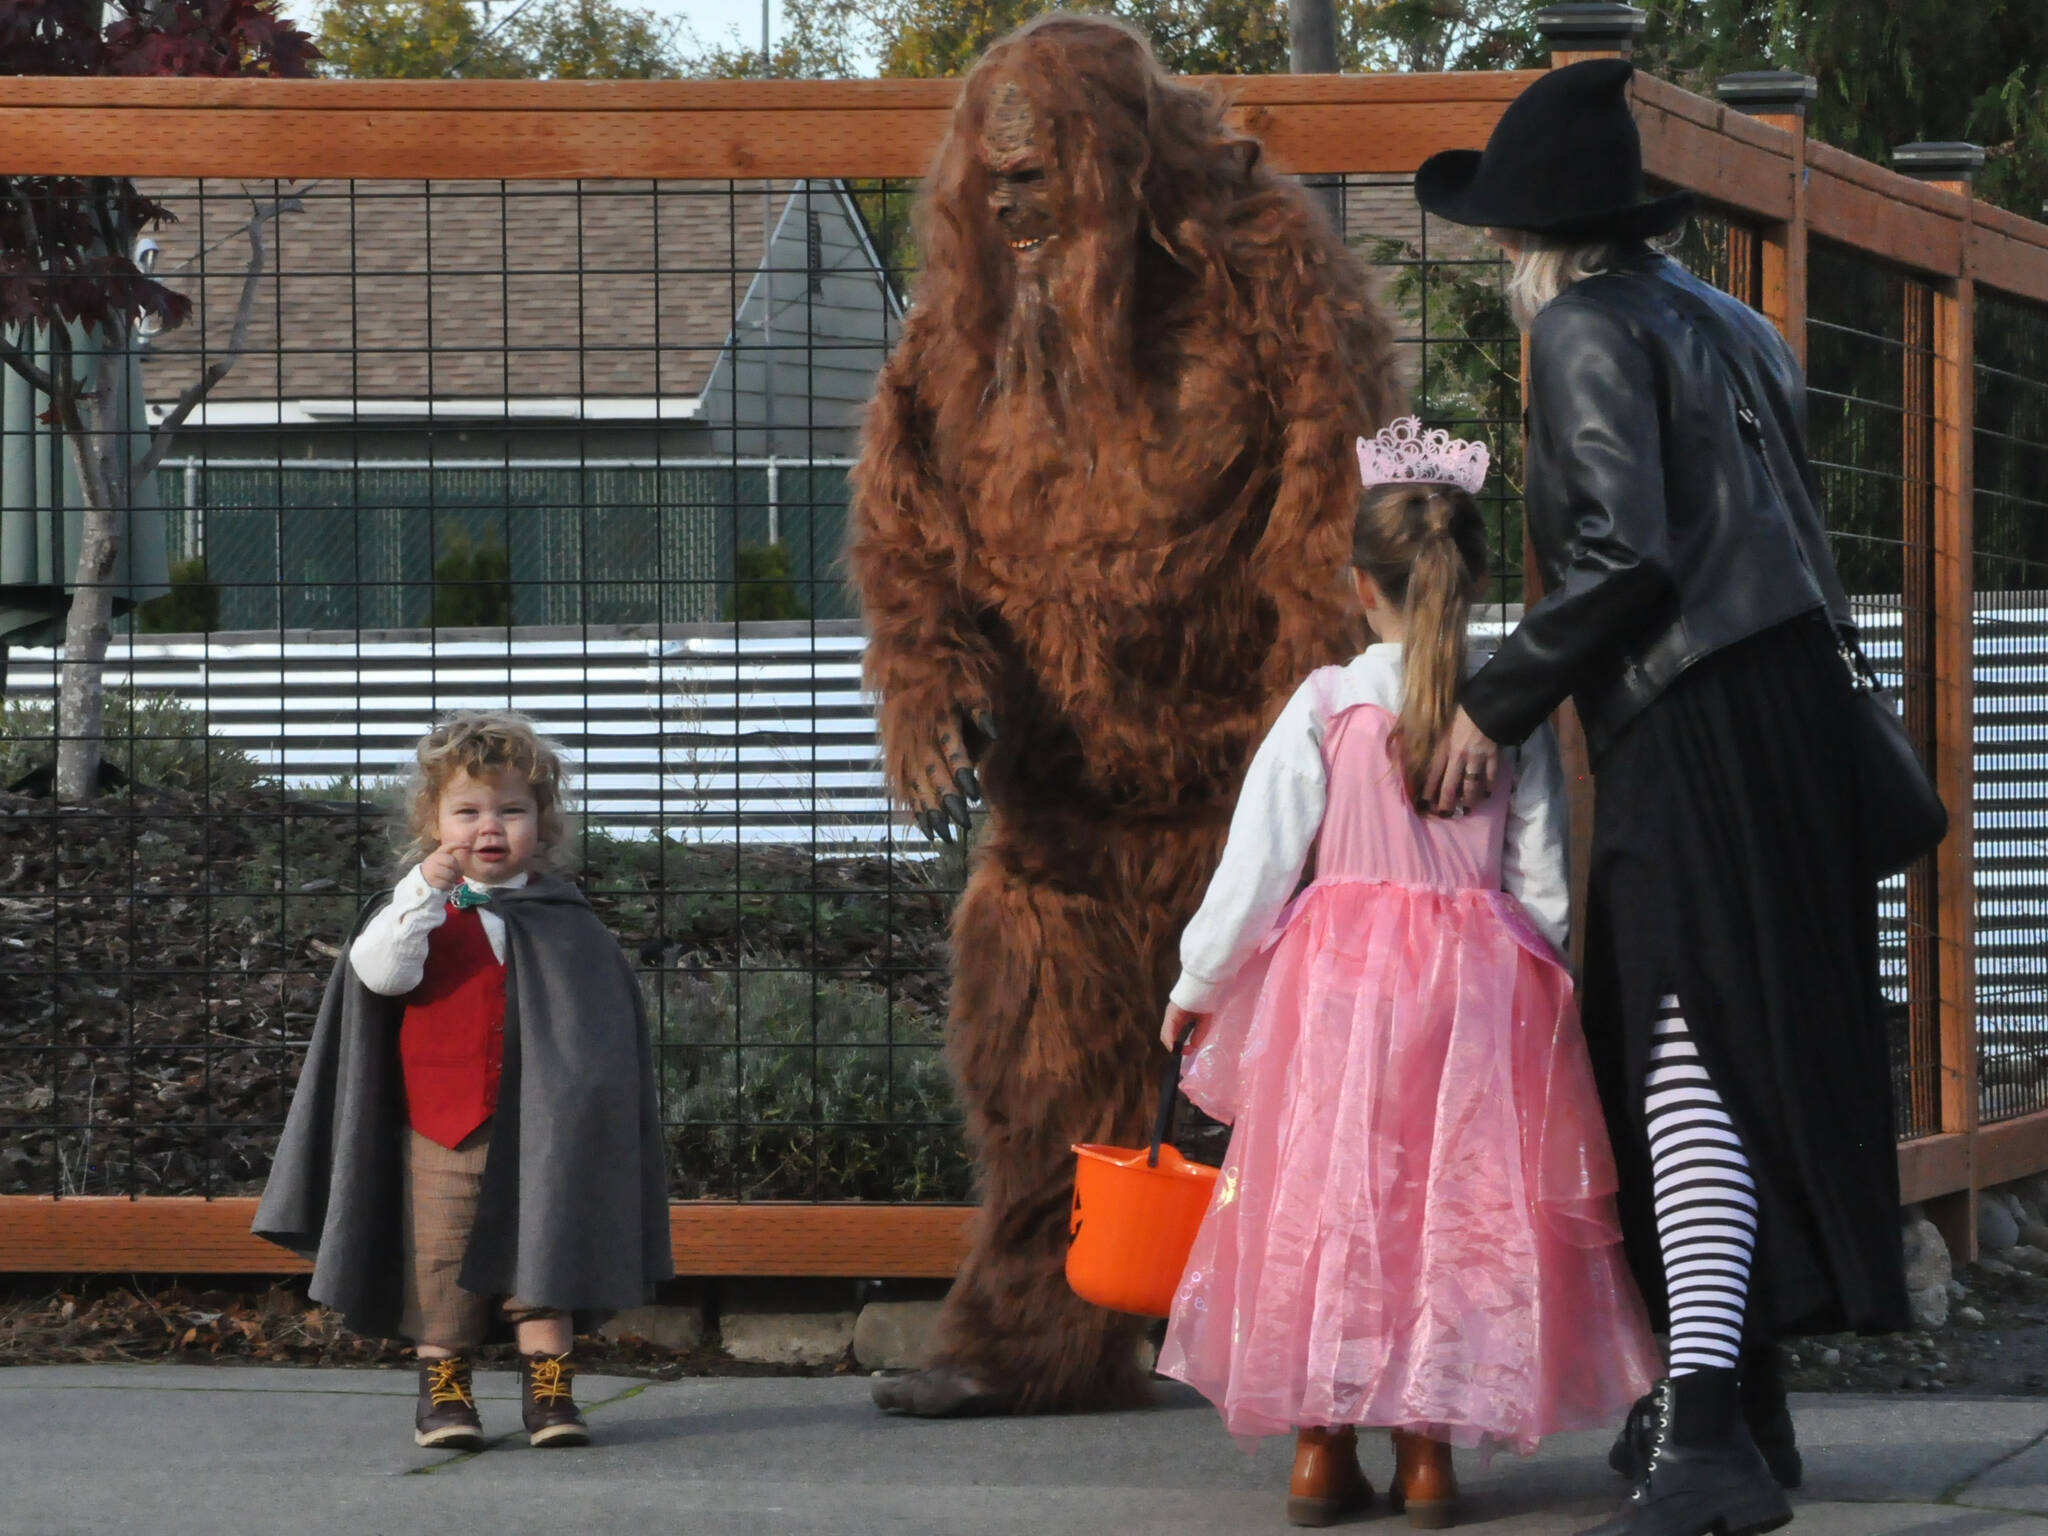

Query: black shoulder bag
[[1654, 279, 1949, 879]]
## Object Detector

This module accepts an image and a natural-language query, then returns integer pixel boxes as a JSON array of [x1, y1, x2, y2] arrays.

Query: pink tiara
[[1356, 417, 1490, 495]]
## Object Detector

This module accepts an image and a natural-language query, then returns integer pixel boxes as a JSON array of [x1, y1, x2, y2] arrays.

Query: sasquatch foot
[[870, 1364, 1019, 1418]]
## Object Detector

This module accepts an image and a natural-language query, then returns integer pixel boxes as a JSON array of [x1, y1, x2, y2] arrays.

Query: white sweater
[[1170, 645, 1572, 1014], [348, 866, 531, 997]]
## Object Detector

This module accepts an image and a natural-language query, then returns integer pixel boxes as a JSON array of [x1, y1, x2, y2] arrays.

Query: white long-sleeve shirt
[[348, 866, 531, 997], [1170, 645, 1572, 1013]]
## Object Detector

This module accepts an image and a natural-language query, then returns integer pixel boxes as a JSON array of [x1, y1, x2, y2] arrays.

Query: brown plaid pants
[[398, 1124, 556, 1349]]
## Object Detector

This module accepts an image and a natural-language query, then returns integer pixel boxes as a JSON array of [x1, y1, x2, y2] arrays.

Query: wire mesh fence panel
[[1804, 240, 1943, 1139], [5, 154, 2030, 1214], [0, 174, 959, 1204], [1342, 175, 1525, 631], [1973, 287, 2048, 1125], [0, 170, 1529, 1208]]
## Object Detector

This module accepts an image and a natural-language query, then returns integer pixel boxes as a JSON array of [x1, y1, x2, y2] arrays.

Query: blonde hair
[[1353, 483, 1491, 804], [400, 709, 574, 872], [1503, 237, 1645, 329]]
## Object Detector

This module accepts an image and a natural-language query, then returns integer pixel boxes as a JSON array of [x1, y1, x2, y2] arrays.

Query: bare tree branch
[[164, 179, 322, 277], [131, 193, 302, 485]]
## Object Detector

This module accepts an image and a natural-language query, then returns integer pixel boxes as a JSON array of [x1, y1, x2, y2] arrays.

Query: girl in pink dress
[[1157, 420, 1660, 1530]]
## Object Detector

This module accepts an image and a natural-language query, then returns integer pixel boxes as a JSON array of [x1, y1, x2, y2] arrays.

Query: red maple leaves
[[0, 1, 317, 341]]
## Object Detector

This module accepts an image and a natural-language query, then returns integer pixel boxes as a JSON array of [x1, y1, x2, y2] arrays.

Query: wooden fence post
[[1716, 72, 1816, 365], [1896, 140, 1986, 1261], [1535, 2, 1645, 66]]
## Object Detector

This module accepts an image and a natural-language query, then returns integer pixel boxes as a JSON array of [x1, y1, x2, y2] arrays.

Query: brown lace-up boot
[[520, 1352, 591, 1447], [1287, 1425, 1373, 1527], [1390, 1429, 1459, 1529], [414, 1356, 485, 1451]]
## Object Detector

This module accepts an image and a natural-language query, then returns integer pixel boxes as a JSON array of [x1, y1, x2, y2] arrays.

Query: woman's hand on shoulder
[[1161, 1002, 1207, 1054], [1424, 707, 1500, 817]]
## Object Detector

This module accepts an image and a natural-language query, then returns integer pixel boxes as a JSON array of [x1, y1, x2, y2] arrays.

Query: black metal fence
[[1, 169, 2043, 1204], [1972, 287, 2048, 1125]]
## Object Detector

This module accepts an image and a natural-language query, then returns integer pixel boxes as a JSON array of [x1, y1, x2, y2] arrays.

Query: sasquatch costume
[[849, 13, 1399, 1415], [254, 877, 673, 1337]]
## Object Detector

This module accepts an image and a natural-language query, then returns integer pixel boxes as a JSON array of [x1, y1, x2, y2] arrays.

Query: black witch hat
[[1414, 58, 1692, 243]]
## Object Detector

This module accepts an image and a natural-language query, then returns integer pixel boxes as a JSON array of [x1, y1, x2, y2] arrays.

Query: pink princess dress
[[1158, 647, 1660, 1452]]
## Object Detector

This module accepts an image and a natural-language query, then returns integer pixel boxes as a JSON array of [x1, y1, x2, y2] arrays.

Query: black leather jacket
[[1462, 252, 1852, 759]]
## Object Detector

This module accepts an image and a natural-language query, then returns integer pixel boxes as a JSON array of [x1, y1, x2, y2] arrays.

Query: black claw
[[955, 766, 981, 803], [932, 812, 956, 845], [943, 793, 972, 832], [914, 809, 939, 842], [973, 710, 997, 742]]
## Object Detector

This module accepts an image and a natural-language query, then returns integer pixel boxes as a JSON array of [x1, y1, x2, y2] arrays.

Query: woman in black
[[1415, 59, 1909, 1536]]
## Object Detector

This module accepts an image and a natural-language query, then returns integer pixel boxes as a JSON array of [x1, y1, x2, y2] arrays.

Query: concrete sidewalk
[[4, 1367, 2048, 1535]]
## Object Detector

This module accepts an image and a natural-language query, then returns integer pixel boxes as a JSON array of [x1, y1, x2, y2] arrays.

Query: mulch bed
[[0, 782, 959, 1201]]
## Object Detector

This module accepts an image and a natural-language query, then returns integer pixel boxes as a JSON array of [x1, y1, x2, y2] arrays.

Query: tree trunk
[[53, 342, 130, 803]]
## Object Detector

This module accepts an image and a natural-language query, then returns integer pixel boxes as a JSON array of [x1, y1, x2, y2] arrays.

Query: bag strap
[[1150, 1019, 1199, 1168]]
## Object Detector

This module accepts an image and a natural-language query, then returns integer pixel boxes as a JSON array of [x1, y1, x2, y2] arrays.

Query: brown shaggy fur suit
[[847, 14, 1400, 1413]]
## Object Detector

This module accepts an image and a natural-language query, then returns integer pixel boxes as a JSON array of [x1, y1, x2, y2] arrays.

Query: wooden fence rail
[[2, 20, 2045, 1274]]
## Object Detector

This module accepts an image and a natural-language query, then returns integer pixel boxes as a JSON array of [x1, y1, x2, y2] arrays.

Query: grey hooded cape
[[253, 875, 673, 1340]]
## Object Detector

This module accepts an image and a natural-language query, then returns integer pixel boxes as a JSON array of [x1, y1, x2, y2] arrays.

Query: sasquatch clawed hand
[[889, 696, 996, 846]]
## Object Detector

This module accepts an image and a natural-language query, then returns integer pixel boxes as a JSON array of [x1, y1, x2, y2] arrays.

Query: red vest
[[400, 904, 506, 1149]]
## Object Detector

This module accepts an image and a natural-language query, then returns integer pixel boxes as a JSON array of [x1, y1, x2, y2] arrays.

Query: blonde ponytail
[[1353, 484, 1490, 803]]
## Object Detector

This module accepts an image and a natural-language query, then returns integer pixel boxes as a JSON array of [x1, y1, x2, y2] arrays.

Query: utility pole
[[761, 0, 778, 541], [1289, 0, 1337, 73], [1289, 0, 1342, 226]]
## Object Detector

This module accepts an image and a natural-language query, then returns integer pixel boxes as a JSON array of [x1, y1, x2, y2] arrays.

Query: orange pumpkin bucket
[[1065, 1024, 1221, 1319]]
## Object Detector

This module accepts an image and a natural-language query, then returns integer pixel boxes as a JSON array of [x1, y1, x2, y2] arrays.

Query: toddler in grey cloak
[[253, 710, 673, 1451]]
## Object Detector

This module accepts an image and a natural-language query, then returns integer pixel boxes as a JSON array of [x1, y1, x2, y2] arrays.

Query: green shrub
[[0, 690, 268, 796], [722, 542, 809, 623], [652, 964, 966, 1202], [135, 557, 220, 635], [430, 528, 513, 629]]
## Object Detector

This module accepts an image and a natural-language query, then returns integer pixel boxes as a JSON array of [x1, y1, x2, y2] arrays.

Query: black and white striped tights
[[1645, 996, 1758, 1376]]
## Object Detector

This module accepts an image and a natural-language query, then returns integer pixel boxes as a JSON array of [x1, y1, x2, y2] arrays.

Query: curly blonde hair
[[399, 709, 575, 873]]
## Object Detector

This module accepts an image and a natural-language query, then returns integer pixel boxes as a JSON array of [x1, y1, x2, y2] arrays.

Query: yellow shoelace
[[527, 1354, 575, 1406], [426, 1357, 475, 1408]]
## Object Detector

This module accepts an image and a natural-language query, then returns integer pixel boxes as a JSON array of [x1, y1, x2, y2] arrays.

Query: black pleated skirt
[[1581, 611, 1912, 1340]]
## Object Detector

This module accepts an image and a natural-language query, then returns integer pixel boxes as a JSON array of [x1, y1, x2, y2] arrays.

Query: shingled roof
[[135, 178, 806, 407], [130, 173, 1460, 412]]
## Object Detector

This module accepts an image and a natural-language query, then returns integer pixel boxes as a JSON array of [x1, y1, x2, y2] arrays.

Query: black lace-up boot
[[1582, 1372, 1792, 1536], [1611, 1346, 1801, 1490]]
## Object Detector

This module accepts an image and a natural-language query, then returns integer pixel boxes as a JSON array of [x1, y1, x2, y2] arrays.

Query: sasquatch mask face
[[983, 77, 1057, 263], [981, 74, 1068, 398]]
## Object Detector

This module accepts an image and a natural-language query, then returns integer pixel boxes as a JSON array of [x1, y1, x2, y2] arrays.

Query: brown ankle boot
[[1287, 1425, 1373, 1527], [1389, 1429, 1458, 1529], [520, 1352, 590, 1447], [414, 1355, 485, 1451]]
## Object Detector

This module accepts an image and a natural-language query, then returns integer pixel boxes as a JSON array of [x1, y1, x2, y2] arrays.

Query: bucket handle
[[1148, 1019, 1198, 1169]]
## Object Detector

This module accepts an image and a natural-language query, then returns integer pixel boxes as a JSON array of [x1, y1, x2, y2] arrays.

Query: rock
[[1820, 1347, 1841, 1366], [719, 1310, 857, 1367], [852, 1300, 942, 1372], [2021, 1221, 2048, 1253], [1948, 1278, 1969, 1301], [1978, 1255, 2016, 1277], [599, 1304, 704, 1351], [1902, 1214, 1953, 1295], [1981, 1196, 2021, 1253], [2016, 1174, 2048, 1218], [2008, 1244, 2048, 1276], [1909, 1283, 1950, 1331]]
